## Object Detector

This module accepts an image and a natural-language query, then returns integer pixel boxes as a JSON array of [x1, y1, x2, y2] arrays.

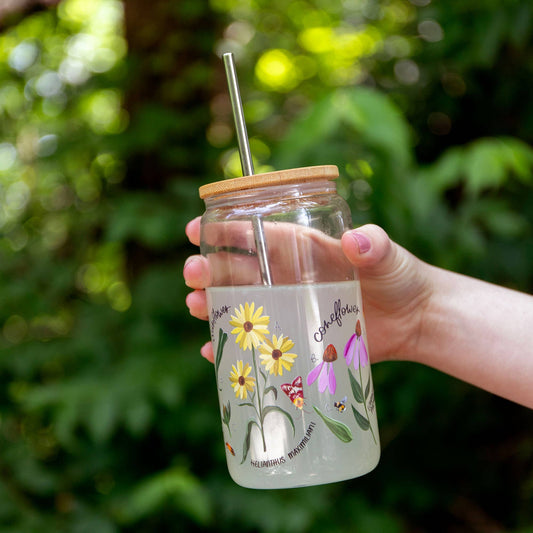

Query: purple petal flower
[[328, 363, 337, 395], [343, 320, 369, 370], [307, 344, 339, 395], [307, 361, 324, 386], [344, 333, 356, 365], [359, 336, 369, 368], [318, 363, 329, 393]]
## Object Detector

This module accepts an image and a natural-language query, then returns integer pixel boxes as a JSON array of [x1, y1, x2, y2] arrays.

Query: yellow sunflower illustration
[[259, 334, 298, 376], [229, 302, 270, 351], [229, 360, 256, 399]]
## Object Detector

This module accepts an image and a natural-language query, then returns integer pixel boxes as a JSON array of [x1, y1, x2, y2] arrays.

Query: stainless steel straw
[[223, 52, 273, 286]]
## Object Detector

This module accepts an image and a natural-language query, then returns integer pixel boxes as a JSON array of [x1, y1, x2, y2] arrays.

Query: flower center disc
[[272, 349, 282, 360], [323, 343, 338, 363], [238, 376, 245, 386], [243, 321, 253, 332]]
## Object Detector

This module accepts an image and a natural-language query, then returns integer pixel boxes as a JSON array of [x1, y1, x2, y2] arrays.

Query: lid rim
[[199, 165, 339, 199]]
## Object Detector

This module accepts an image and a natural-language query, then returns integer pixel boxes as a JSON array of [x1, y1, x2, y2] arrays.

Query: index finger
[[185, 216, 201, 246]]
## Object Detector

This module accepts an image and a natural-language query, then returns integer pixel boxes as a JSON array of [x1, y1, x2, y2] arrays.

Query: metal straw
[[223, 52, 272, 286]]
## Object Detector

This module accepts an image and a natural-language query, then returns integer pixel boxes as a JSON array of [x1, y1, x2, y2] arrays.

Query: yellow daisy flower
[[229, 360, 256, 399], [259, 334, 298, 376], [229, 302, 270, 351]]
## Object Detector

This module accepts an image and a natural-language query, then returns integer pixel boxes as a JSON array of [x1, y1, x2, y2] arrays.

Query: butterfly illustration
[[225, 442, 235, 456], [334, 396, 347, 413], [281, 376, 304, 410]]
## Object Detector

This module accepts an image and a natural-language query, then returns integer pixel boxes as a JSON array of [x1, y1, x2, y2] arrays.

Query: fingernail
[[183, 256, 199, 272], [352, 231, 371, 254]]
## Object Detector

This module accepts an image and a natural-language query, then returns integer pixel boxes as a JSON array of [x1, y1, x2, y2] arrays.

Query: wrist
[[398, 261, 444, 365]]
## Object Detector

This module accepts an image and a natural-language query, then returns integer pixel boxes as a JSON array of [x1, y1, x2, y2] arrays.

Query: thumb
[[341, 224, 394, 271], [341, 224, 414, 283]]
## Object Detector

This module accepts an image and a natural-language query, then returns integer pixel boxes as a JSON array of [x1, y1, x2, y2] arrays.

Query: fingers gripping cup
[[199, 166, 380, 489]]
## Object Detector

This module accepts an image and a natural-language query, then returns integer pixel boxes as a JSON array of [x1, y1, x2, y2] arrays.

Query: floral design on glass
[[222, 401, 232, 436], [344, 319, 377, 444], [306, 343, 338, 395], [229, 302, 270, 350], [223, 302, 298, 463], [259, 334, 297, 376], [344, 319, 368, 370], [229, 361, 256, 400]]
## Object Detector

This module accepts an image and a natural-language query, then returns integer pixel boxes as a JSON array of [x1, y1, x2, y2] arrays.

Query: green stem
[[223, 420, 232, 438], [359, 362, 377, 445], [251, 347, 267, 452]]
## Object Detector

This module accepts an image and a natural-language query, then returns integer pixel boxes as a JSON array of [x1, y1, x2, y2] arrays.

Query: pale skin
[[184, 216, 533, 409]]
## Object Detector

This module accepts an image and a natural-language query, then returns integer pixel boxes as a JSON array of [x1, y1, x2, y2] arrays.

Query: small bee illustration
[[225, 442, 235, 456], [334, 396, 347, 413]]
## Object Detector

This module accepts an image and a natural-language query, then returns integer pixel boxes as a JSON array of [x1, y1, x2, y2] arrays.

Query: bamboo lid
[[199, 165, 339, 199]]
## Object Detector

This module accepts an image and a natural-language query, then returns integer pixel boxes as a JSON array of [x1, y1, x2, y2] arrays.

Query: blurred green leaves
[[0, 0, 531, 531], [277, 87, 411, 171], [117, 466, 213, 526], [420, 137, 533, 194]]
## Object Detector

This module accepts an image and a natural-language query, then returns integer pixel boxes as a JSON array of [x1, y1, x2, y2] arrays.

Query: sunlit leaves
[[221, 138, 273, 177], [79, 88, 127, 134], [255, 49, 301, 92], [8, 39, 40, 72], [0, 0, 127, 264], [0, 142, 17, 170]]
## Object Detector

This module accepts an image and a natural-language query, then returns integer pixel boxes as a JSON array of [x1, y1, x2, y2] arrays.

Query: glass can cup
[[199, 165, 380, 489]]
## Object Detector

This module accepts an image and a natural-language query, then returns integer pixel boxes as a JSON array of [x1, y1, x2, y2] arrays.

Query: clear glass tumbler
[[199, 165, 380, 489]]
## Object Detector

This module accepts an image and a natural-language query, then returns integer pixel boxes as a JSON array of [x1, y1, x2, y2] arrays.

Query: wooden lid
[[199, 165, 339, 199]]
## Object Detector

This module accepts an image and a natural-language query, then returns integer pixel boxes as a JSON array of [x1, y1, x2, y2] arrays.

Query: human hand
[[184, 216, 432, 365]]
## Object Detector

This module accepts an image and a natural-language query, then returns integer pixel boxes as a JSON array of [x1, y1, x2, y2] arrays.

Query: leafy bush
[[0, 0, 531, 531]]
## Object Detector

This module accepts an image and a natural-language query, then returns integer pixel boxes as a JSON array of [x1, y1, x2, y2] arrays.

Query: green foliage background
[[0, 0, 532, 531]]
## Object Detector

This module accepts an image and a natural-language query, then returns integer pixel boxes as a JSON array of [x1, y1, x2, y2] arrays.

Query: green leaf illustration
[[263, 385, 278, 400], [313, 406, 353, 443], [351, 405, 370, 431], [222, 401, 231, 437], [222, 401, 231, 421], [349, 369, 364, 403], [215, 328, 228, 376], [238, 402, 256, 409], [241, 419, 260, 464], [262, 405, 295, 436], [365, 376, 371, 400]]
